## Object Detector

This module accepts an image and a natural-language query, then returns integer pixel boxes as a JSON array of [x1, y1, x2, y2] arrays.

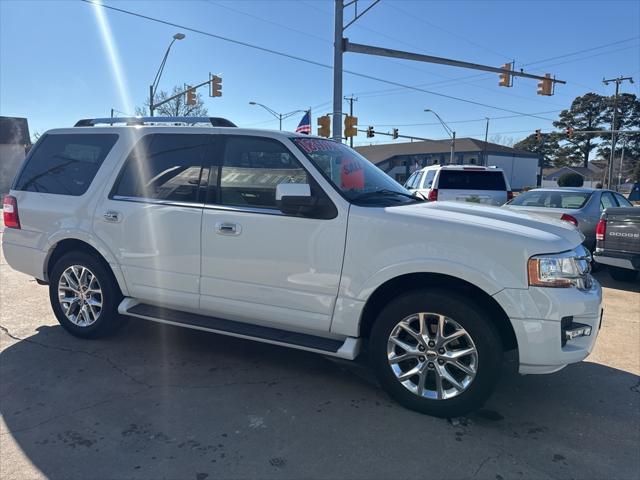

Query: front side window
[[292, 138, 417, 206], [14, 133, 118, 196], [220, 136, 308, 209], [113, 134, 210, 203]]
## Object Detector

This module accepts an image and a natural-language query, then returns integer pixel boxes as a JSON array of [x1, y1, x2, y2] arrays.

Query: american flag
[[295, 110, 311, 134]]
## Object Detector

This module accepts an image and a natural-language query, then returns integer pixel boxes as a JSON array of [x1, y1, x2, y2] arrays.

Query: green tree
[[136, 85, 208, 117], [553, 93, 608, 168], [597, 93, 640, 179], [513, 133, 560, 168], [557, 172, 584, 187]]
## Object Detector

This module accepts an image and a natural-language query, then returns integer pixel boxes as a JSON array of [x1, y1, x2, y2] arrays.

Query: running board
[[118, 299, 361, 360]]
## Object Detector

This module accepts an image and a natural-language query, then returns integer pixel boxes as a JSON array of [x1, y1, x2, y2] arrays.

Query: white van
[[405, 165, 512, 205]]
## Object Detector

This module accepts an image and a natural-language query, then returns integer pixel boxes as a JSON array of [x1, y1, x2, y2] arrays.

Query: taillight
[[596, 218, 606, 241], [3, 195, 20, 229], [560, 213, 578, 227], [507, 191, 514, 201], [427, 189, 438, 201]]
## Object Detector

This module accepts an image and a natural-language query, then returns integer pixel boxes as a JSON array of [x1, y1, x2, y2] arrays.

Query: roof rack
[[74, 117, 237, 128]]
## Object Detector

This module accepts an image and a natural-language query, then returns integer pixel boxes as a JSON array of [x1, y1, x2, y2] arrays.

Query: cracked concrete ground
[[1, 236, 639, 480]]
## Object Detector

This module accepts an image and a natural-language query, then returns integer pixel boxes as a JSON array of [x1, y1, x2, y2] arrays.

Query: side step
[[119, 299, 361, 360]]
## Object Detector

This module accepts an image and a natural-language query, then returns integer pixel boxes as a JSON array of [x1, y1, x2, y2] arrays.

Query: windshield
[[437, 170, 506, 190], [509, 190, 591, 209], [291, 138, 417, 205]]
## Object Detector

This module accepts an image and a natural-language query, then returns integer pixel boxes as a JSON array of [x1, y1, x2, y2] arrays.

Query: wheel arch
[[358, 272, 517, 351], [45, 238, 129, 296]]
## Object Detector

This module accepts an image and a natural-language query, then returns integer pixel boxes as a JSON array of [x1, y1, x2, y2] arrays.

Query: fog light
[[562, 316, 592, 346]]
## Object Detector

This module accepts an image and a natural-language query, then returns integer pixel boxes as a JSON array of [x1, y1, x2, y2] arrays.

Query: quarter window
[[220, 136, 308, 209], [113, 134, 210, 203], [14, 133, 118, 196]]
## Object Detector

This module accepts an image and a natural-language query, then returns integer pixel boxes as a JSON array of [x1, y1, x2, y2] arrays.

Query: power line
[[383, 2, 514, 61], [367, 110, 563, 128], [80, 0, 573, 122]]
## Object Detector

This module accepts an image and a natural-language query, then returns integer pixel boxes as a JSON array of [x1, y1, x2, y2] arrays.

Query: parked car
[[503, 187, 633, 251], [593, 207, 640, 282], [2, 117, 602, 418], [404, 165, 512, 205]]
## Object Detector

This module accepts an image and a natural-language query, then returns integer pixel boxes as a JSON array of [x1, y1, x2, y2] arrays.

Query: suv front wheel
[[49, 252, 125, 339], [369, 289, 502, 418]]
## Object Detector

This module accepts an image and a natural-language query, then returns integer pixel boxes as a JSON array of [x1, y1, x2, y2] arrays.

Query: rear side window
[[14, 133, 118, 196], [437, 170, 506, 191], [424, 170, 436, 189], [614, 193, 633, 207], [113, 134, 210, 203]]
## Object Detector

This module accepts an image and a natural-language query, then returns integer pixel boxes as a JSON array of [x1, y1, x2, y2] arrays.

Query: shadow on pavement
[[1, 319, 639, 480], [593, 267, 640, 293]]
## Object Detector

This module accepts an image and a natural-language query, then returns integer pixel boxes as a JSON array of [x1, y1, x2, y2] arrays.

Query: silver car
[[503, 187, 633, 251]]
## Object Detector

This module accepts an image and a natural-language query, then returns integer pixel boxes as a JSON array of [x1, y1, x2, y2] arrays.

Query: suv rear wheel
[[49, 252, 125, 338], [369, 289, 502, 417]]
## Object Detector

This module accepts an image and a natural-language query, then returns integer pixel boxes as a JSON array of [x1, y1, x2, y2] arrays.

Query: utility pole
[[345, 94, 358, 147], [603, 75, 634, 189], [333, 0, 344, 142], [483, 117, 489, 166]]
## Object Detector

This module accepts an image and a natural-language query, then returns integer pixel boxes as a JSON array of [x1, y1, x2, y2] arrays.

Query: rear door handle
[[103, 210, 121, 223], [215, 222, 241, 236]]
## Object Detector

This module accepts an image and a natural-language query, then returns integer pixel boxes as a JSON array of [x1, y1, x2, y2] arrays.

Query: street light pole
[[149, 33, 185, 117], [603, 75, 634, 189], [425, 109, 456, 164], [249, 102, 306, 131]]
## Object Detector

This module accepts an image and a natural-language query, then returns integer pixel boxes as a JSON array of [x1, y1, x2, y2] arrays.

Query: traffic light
[[535, 129, 542, 141], [392, 128, 399, 139], [537, 74, 553, 96], [317, 115, 331, 138], [186, 86, 196, 106], [344, 115, 358, 138], [210, 75, 222, 97], [566, 126, 574, 138], [498, 62, 513, 87], [366, 126, 375, 138]]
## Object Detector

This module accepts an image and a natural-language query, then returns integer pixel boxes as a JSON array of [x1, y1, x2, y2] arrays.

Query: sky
[[1, 0, 639, 147]]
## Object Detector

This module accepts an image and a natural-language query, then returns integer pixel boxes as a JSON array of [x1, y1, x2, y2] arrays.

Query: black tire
[[49, 251, 126, 339], [369, 289, 503, 418], [609, 266, 639, 283]]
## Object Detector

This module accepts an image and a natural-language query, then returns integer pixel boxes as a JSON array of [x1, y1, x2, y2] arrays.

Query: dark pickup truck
[[594, 207, 640, 282]]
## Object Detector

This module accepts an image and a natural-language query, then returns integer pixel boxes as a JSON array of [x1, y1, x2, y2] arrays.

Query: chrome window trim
[[111, 195, 204, 209]]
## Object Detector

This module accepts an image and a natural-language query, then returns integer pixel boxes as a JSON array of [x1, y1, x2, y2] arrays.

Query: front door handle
[[215, 222, 241, 236]]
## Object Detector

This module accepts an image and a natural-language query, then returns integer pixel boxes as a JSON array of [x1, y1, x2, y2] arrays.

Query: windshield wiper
[[352, 189, 423, 202]]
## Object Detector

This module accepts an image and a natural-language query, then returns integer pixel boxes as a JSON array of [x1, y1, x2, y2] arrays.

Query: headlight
[[528, 247, 593, 290]]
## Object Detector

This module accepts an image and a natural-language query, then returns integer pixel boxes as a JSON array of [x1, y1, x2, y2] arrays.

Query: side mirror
[[276, 183, 316, 216]]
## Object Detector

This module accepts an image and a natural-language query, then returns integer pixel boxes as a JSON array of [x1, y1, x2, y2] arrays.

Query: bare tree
[[136, 85, 208, 117], [489, 134, 515, 147]]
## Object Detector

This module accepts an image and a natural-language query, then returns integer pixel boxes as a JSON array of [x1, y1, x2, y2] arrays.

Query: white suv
[[2, 117, 602, 417], [405, 165, 512, 205]]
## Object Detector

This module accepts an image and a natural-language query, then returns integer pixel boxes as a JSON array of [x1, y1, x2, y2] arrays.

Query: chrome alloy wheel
[[387, 312, 478, 400], [57, 265, 103, 327]]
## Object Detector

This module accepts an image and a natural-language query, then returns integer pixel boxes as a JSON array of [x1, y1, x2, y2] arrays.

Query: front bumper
[[493, 278, 603, 375]]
